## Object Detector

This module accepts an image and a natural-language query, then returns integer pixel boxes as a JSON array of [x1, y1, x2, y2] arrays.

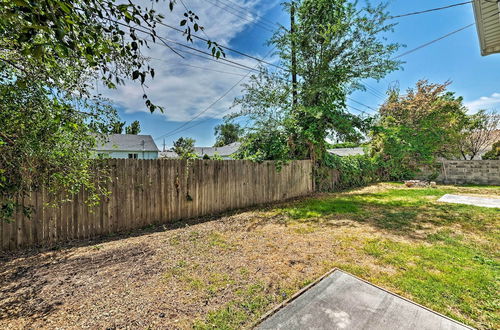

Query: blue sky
[[109, 0, 500, 148]]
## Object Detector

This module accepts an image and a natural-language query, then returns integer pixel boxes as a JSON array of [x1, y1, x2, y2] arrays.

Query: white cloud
[[100, 0, 280, 122], [465, 93, 500, 113]]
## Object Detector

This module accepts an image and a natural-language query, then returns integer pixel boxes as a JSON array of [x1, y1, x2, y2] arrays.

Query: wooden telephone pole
[[290, 1, 298, 108]]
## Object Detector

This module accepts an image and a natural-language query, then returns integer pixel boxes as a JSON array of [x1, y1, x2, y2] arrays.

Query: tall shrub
[[321, 153, 382, 191], [371, 80, 468, 180]]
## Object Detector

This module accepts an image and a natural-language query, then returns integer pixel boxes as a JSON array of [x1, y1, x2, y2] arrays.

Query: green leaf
[[59, 2, 72, 14]]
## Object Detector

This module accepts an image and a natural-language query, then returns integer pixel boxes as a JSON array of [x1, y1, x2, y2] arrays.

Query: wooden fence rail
[[0, 159, 313, 251]]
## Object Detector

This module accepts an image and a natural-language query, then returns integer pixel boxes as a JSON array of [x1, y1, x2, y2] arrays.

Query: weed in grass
[[375, 210, 418, 230], [291, 224, 316, 235], [207, 232, 233, 249], [426, 230, 463, 244], [163, 260, 188, 280], [189, 231, 201, 241], [207, 272, 234, 290], [185, 276, 204, 290], [239, 267, 249, 277], [168, 235, 181, 246], [194, 282, 273, 329]]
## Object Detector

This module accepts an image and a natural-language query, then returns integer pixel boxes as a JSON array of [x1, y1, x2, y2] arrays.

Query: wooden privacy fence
[[1, 159, 313, 251]]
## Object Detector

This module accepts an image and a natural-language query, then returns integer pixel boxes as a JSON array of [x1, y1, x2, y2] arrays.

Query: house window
[[128, 153, 138, 159]]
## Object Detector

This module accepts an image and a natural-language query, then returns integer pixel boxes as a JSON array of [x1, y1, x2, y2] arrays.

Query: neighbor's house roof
[[96, 134, 160, 152], [194, 142, 241, 157], [327, 147, 365, 157], [473, 0, 500, 56], [159, 151, 180, 158], [159, 142, 241, 158]]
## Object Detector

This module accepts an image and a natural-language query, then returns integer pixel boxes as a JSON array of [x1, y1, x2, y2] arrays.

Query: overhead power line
[[203, 0, 276, 32], [105, 15, 286, 74], [132, 29, 266, 73], [390, 1, 473, 19], [364, 84, 385, 98], [156, 21, 286, 71], [347, 97, 377, 111], [348, 105, 370, 116], [165, 46, 256, 72], [394, 23, 475, 59], [126, 34, 258, 73], [155, 71, 252, 140], [216, 0, 280, 28], [149, 57, 249, 77]]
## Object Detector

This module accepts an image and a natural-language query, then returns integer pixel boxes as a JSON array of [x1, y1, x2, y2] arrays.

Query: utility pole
[[290, 1, 298, 109]]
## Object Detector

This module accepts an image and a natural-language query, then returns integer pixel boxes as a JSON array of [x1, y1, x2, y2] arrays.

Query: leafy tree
[[0, 75, 115, 220], [231, 0, 400, 173], [214, 122, 242, 147], [172, 137, 196, 159], [125, 120, 141, 135], [234, 128, 291, 166], [111, 121, 126, 134], [371, 80, 468, 179], [460, 111, 500, 160], [482, 140, 500, 160]]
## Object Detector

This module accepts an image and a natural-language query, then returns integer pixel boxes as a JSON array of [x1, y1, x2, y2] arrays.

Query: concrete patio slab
[[438, 194, 500, 208], [255, 270, 472, 330]]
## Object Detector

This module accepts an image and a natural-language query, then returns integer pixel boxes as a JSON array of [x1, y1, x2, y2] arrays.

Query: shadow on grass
[[279, 188, 498, 236]]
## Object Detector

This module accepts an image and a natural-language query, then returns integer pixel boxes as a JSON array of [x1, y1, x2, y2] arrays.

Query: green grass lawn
[[273, 184, 499, 329]]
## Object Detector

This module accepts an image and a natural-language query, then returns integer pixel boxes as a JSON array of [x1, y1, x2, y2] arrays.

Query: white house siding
[[97, 151, 158, 159]]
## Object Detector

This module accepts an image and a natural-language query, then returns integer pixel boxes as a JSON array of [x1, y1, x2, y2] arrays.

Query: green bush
[[482, 140, 500, 160], [321, 153, 383, 191]]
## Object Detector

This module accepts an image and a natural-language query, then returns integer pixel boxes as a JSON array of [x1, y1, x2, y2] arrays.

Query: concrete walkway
[[438, 194, 500, 208], [256, 270, 472, 330]]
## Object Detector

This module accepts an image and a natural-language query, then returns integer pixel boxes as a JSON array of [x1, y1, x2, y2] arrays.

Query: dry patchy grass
[[0, 183, 498, 329]]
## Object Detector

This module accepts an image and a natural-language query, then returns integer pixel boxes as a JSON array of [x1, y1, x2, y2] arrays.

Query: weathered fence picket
[[0, 159, 314, 251]]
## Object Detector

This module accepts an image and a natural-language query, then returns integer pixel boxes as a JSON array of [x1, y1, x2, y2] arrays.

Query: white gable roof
[[96, 134, 160, 152]]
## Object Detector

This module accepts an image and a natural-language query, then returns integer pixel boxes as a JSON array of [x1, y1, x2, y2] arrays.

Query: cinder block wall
[[438, 160, 500, 185]]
